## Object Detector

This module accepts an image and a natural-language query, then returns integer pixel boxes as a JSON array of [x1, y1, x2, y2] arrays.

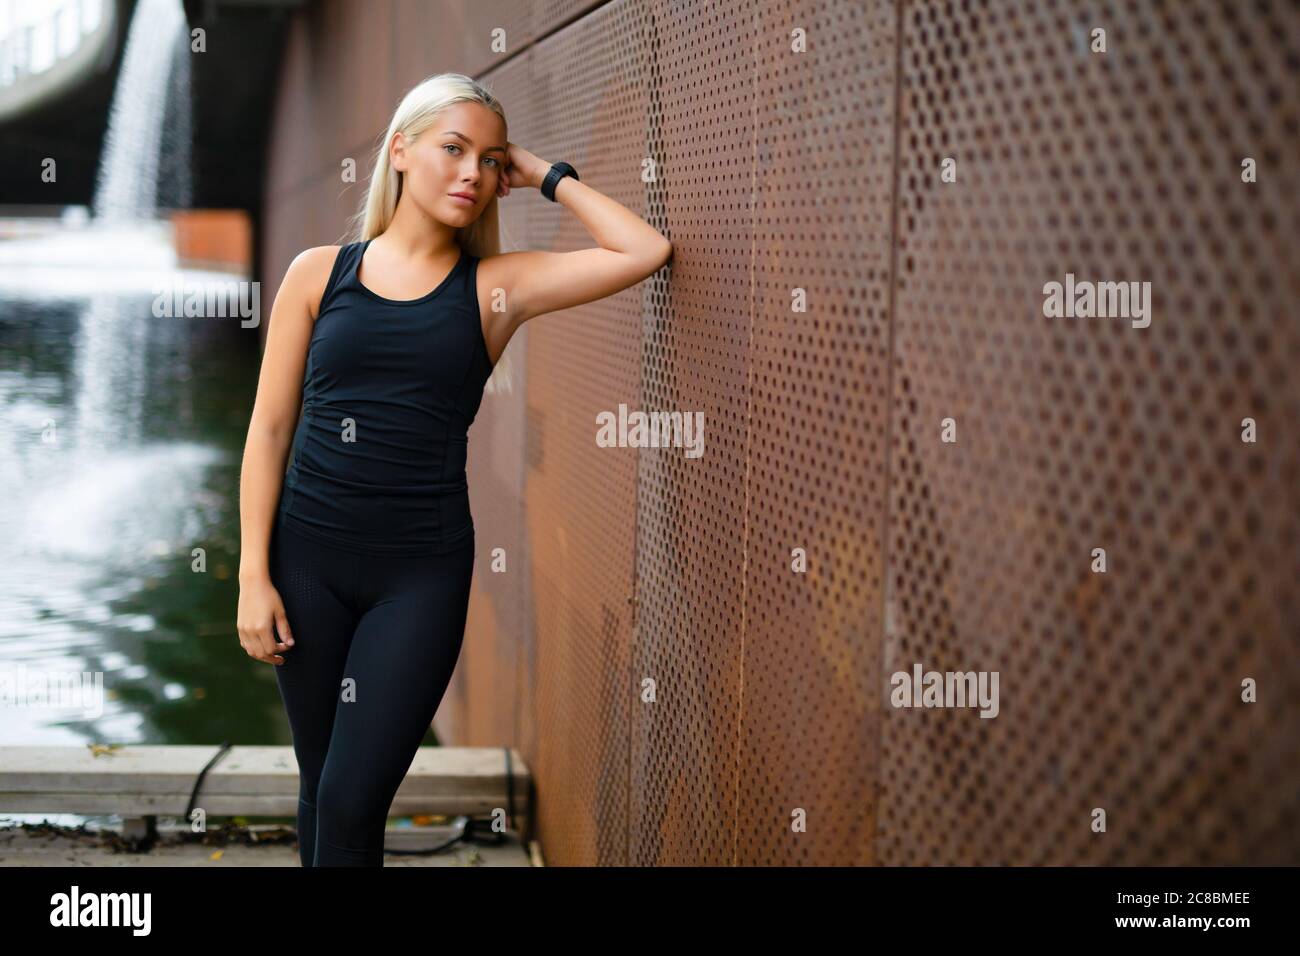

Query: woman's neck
[[379, 196, 458, 260]]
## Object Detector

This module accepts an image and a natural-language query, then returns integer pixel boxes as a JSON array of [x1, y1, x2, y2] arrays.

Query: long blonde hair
[[347, 72, 505, 257]]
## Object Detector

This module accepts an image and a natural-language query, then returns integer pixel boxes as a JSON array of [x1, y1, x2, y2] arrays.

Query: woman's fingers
[[258, 625, 286, 665], [238, 621, 286, 665], [236, 589, 292, 664], [274, 607, 294, 647]]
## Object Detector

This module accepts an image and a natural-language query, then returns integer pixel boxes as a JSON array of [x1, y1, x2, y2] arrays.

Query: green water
[[0, 241, 298, 828]]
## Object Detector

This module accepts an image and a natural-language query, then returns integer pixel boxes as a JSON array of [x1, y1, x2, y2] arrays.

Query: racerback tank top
[[276, 238, 495, 556]]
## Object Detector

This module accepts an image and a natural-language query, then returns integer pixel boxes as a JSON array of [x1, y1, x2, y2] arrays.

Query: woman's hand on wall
[[497, 141, 550, 198]]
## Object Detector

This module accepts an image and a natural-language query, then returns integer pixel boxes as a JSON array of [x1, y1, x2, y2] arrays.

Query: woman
[[235, 72, 671, 866]]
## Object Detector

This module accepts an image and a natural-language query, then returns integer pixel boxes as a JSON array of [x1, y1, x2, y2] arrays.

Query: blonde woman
[[236, 73, 671, 866]]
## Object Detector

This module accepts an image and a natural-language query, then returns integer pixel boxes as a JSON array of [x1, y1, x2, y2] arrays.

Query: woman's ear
[[390, 131, 407, 173]]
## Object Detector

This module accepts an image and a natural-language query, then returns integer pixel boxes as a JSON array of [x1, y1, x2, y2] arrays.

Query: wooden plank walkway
[[0, 745, 537, 866]]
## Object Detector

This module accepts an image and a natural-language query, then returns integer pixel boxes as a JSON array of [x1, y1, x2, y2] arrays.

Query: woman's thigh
[[318, 539, 476, 809], [268, 520, 362, 792]]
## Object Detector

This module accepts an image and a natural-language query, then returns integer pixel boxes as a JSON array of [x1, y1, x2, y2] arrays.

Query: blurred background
[[0, 0, 1297, 866], [0, 0, 267, 832]]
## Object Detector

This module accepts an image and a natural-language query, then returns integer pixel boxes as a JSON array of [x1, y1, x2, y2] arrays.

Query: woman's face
[[391, 102, 506, 226]]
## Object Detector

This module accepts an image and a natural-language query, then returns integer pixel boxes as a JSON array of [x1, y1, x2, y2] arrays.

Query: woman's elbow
[[627, 240, 671, 285], [648, 239, 672, 272], [247, 412, 297, 449]]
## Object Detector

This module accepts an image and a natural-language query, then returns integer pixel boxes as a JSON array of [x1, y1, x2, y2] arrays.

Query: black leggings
[[268, 517, 474, 866]]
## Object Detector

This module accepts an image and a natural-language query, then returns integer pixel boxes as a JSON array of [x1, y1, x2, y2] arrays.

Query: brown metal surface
[[490, 0, 655, 866], [734, 0, 899, 866], [628, 0, 759, 866], [880, 0, 1300, 865], [260, 0, 1300, 865]]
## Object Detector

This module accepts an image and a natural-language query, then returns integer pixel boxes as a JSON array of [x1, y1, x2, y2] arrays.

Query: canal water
[[0, 0, 301, 829], [0, 228, 273, 752]]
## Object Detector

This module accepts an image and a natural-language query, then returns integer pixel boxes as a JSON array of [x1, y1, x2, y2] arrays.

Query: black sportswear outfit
[[268, 238, 494, 866]]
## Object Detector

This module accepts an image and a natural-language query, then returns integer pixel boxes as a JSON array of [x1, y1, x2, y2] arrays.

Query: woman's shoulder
[[283, 244, 353, 319], [287, 243, 349, 277]]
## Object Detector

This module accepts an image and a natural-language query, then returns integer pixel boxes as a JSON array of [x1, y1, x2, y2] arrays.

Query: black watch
[[540, 162, 579, 202]]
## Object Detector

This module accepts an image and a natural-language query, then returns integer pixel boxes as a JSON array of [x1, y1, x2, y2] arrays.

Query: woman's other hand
[[237, 576, 295, 665]]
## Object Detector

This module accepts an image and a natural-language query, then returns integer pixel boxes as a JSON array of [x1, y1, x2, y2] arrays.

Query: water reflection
[[0, 227, 278, 758], [0, 0, 290, 834]]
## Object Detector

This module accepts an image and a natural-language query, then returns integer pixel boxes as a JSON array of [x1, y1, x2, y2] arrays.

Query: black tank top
[[276, 238, 495, 555]]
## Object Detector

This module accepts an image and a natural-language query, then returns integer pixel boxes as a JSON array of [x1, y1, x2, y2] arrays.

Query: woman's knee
[[315, 765, 389, 842]]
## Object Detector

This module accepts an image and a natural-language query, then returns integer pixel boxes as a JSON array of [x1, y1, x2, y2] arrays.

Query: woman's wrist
[[239, 561, 270, 585]]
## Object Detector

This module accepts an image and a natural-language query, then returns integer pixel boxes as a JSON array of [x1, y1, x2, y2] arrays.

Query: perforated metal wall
[[478, 3, 656, 863], [263, 0, 1300, 866], [879, 0, 1300, 866]]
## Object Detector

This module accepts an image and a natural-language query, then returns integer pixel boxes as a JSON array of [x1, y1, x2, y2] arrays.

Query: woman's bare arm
[[480, 155, 672, 353], [237, 245, 337, 585]]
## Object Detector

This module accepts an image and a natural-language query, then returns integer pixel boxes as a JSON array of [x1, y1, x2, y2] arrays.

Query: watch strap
[[541, 162, 579, 201]]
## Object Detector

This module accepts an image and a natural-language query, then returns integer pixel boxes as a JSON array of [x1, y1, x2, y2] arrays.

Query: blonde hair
[[347, 72, 506, 256]]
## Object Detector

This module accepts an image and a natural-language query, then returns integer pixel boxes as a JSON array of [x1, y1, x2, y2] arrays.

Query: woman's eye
[[446, 144, 495, 167]]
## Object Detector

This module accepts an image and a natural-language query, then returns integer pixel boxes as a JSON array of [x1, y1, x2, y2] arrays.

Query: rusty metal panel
[[262, 0, 393, 212], [260, 184, 318, 340], [260, 1, 395, 325], [392, 0, 605, 93], [733, 0, 898, 865], [880, 0, 1300, 865], [624, 0, 759, 866], [493, 0, 657, 865], [260, 11, 322, 337], [393, 0, 533, 95], [529, 0, 608, 40], [262, 11, 316, 217]]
